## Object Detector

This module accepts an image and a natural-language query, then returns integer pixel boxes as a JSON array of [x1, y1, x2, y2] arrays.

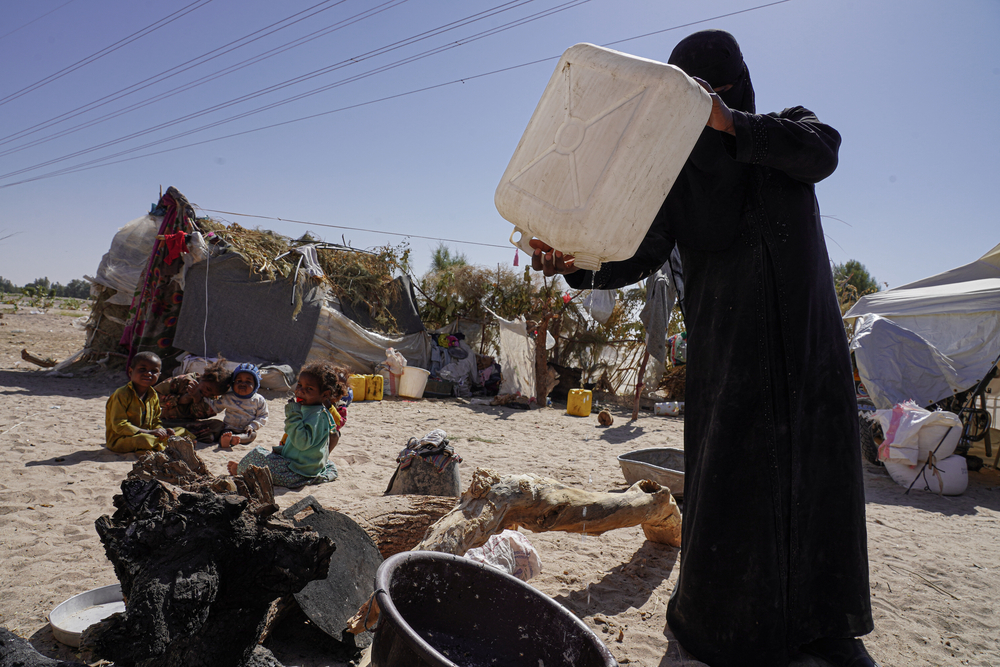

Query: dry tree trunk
[[347, 467, 681, 634], [416, 467, 682, 555], [322, 495, 458, 559]]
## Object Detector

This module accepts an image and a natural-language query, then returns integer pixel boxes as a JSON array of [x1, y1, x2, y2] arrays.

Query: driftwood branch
[[347, 468, 681, 633], [20, 348, 57, 367], [417, 467, 682, 554]]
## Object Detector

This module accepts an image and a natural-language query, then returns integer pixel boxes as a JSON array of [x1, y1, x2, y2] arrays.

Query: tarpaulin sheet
[[306, 304, 429, 374], [92, 215, 162, 305], [487, 309, 535, 398], [851, 314, 981, 409], [173, 253, 323, 371], [845, 242, 1000, 409], [845, 241, 1000, 319]]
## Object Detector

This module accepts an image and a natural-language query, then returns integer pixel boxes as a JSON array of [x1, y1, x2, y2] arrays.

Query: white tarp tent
[[844, 242, 1000, 409]]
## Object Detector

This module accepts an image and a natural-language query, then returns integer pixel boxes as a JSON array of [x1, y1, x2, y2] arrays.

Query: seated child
[[105, 351, 190, 453], [227, 361, 349, 488], [209, 363, 269, 448], [328, 383, 352, 453], [155, 359, 231, 441]]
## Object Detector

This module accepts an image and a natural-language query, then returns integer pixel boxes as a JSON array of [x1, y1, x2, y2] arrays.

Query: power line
[[0, 0, 578, 181], [0, 56, 553, 188], [0, 0, 795, 188], [0, 0, 406, 154], [0, 0, 216, 108], [602, 0, 792, 47], [0, 0, 79, 42], [196, 207, 512, 250], [0, 0, 526, 155]]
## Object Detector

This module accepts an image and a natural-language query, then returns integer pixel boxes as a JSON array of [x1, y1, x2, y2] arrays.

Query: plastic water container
[[366, 373, 384, 401], [567, 388, 593, 417], [349, 374, 367, 402], [495, 43, 711, 272], [398, 367, 430, 399]]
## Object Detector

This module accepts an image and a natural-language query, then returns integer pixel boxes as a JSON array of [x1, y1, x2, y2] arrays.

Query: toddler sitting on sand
[[227, 361, 348, 488], [208, 363, 269, 448], [105, 352, 189, 453]]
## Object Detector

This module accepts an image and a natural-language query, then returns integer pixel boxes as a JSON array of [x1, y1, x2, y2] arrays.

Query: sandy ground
[[1, 309, 999, 666]]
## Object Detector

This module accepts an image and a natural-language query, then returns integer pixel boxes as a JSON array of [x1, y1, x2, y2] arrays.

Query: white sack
[[883, 455, 968, 495], [873, 401, 961, 465]]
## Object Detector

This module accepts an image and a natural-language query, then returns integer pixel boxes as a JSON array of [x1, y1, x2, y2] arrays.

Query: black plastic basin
[[371, 551, 617, 667]]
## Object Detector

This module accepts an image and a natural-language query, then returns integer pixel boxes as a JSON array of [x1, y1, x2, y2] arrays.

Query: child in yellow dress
[[105, 352, 189, 453]]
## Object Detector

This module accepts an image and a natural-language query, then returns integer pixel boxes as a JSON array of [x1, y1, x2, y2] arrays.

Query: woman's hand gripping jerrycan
[[495, 43, 711, 272]]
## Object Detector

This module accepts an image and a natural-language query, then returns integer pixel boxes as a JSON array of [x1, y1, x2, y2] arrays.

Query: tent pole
[[632, 347, 650, 422]]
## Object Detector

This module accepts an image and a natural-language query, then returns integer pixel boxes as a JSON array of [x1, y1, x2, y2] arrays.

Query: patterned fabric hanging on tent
[[120, 187, 196, 370]]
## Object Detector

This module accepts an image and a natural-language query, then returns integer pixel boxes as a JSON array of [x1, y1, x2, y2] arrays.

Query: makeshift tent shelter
[[844, 242, 1000, 410], [76, 187, 429, 378], [174, 253, 428, 375]]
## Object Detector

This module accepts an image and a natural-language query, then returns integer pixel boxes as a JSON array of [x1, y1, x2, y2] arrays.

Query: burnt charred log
[[87, 469, 333, 667], [0, 627, 87, 667]]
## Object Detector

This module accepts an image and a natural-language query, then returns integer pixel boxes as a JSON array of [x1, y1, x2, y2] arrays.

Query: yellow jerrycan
[[567, 388, 593, 417], [349, 374, 367, 402], [365, 374, 384, 401]]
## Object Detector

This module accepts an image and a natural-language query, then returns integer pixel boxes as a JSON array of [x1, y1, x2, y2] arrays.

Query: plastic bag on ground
[[385, 347, 407, 374], [582, 289, 616, 325], [464, 529, 542, 581]]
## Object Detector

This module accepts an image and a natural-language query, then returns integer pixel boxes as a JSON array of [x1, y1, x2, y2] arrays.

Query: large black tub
[[371, 551, 617, 667]]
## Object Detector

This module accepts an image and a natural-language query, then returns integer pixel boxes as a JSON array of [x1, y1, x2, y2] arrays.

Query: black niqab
[[668, 29, 755, 113], [657, 29, 753, 253]]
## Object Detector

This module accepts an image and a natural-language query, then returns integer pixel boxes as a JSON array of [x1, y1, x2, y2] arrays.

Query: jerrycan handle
[[509, 226, 538, 255]]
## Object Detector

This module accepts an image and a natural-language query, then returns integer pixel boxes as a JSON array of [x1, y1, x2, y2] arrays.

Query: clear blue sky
[[1, 0, 997, 291]]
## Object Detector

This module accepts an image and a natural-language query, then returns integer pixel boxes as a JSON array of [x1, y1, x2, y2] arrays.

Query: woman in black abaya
[[533, 30, 878, 667]]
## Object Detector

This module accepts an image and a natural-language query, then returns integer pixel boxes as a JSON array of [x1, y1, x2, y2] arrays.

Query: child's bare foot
[[220, 432, 233, 448], [227, 461, 239, 476]]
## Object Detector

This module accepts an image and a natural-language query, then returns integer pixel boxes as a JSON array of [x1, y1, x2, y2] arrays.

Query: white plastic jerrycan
[[495, 43, 711, 272]]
